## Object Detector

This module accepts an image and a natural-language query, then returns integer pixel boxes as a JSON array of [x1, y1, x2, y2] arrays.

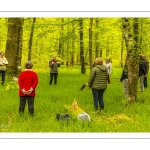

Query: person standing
[[49, 55, 60, 85], [88, 57, 108, 112], [120, 57, 128, 99], [104, 57, 112, 84], [18, 61, 38, 116], [142, 54, 149, 88], [139, 54, 147, 92], [0, 50, 8, 85]]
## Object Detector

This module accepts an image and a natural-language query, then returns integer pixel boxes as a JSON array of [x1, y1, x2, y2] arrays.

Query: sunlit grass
[[0, 66, 150, 132]]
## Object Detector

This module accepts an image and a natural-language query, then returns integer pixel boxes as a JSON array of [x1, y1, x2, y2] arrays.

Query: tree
[[5, 18, 23, 76], [122, 18, 140, 103], [79, 18, 86, 74], [89, 18, 93, 71], [28, 18, 36, 61]]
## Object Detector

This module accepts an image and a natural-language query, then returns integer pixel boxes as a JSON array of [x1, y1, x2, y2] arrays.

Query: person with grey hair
[[0, 50, 8, 85], [49, 55, 60, 85], [88, 57, 108, 112], [18, 61, 38, 116]]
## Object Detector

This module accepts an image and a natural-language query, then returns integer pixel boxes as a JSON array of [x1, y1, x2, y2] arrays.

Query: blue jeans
[[0, 70, 6, 83], [92, 89, 105, 111]]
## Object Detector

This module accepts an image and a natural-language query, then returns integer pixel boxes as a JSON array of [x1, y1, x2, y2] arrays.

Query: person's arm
[[27, 73, 38, 95], [88, 68, 96, 88], [3, 57, 8, 65], [18, 72, 27, 94], [109, 63, 112, 75]]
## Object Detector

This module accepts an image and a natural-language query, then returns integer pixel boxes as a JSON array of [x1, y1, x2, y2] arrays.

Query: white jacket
[[0, 56, 8, 70], [104, 62, 112, 75]]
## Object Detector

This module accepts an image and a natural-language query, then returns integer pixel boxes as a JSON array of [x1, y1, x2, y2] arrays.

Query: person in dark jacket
[[49, 55, 60, 85], [88, 57, 108, 112], [139, 54, 147, 92], [142, 54, 149, 88], [120, 57, 128, 99]]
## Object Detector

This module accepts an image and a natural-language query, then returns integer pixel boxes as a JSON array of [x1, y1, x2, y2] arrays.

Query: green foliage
[[0, 66, 150, 132]]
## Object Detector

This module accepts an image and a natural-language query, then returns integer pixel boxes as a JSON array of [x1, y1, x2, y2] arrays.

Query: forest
[[0, 17, 150, 132]]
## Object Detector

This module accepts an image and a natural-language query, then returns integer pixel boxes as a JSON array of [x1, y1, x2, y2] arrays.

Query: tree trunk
[[89, 18, 93, 72], [17, 18, 24, 75], [28, 18, 36, 61], [79, 18, 86, 74], [95, 18, 99, 58], [5, 18, 23, 76], [121, 23, 124, 68], [58, 18, 64, 58], [122, 18, 140, 103]]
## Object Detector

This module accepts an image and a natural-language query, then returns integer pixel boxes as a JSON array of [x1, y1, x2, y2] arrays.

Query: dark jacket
[[49, 60, 60, 73], [139, 58, 146, 76], [88, 65, 108, 90], [120, 65, 128, 81], [144, 59, 149, 73]]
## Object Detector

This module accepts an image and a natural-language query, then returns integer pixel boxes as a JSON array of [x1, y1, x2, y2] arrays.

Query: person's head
[[142, 54, 146, 59], [139, 54, 144, 60], [106, 57, 110, 63], [0, 50, 5, 56], [25, 61, 33, 69], [95, 57, 103, 65], [52, 54, 56, 60]]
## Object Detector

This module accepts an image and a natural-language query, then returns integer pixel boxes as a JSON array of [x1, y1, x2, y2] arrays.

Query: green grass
[[0, 65, 150, 132]]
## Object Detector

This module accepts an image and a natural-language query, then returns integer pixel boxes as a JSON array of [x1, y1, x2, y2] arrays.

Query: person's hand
[[21, 89, 27, 94], [52, 62, 54, 64], [27, 88, 34, 95]]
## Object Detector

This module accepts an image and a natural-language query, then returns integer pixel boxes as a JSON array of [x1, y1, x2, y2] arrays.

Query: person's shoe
[[1, 81, 4, 85], [100, 109, 104, 113]]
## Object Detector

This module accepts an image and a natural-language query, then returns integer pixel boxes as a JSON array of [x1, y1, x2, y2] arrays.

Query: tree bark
[[122, 18, 140, 103], [28, 18, 36, 61], [79, 18, 86, 74], [89, 18, 93, 72], [5, 18, 23, 76]]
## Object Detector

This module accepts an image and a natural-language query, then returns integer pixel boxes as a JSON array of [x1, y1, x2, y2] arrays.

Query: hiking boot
[[1, 81, 4, 85]]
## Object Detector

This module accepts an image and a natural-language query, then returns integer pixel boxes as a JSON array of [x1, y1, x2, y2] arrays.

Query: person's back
[[18, 70, 38, 96], [88, 64, 107, 90]]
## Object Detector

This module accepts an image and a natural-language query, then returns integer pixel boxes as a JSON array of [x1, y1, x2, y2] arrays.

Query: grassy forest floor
[[0, 65, 150, 132]]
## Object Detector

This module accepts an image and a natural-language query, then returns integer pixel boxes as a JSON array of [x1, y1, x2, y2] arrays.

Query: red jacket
[[18, 70, 38, 96]]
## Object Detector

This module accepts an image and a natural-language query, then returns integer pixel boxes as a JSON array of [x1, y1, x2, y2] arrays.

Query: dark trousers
[[0, 70, 6, 83], [144, 76, 148, 88], [50, 73, 58, 85], [19, 96, 34, 115], [92, 89, 105, 111]]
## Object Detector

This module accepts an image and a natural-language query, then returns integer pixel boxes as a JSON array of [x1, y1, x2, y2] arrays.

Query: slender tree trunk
[[95, 18, 99, 58], [58, 18, 64, 58], [121, 23, 124, 68], [5, 18, 22, 76], [89, 18, 93, 71], [28, 18, 36, 61], [122, 18, 140, 103], [79, 18, 86, 74], [106, 41, 109, 57], [71, 19, 75, 66], [17, 18, 24, 75], [100, 46, 102, 57]]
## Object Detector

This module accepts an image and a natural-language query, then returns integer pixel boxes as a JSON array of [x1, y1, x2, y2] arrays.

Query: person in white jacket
[[104, 57, 112, 84], [0, 50, 8, 85]]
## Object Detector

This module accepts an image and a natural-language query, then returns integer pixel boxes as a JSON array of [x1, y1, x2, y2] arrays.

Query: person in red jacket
[[18, 61, 38, 116]]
